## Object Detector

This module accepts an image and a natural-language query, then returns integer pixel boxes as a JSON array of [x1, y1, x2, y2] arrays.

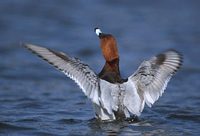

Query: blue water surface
[[0, 0, 200, 135]]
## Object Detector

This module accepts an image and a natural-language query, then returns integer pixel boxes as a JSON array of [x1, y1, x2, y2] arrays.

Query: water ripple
[[0, 122, 34, 131], [0, 0, 200, 135]]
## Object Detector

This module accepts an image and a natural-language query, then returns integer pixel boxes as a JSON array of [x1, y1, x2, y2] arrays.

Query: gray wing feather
[[99, 79, 118, 114], [130, 50, 182, 107], [24, 44, 100, 105], [123, 80, 144, 116]]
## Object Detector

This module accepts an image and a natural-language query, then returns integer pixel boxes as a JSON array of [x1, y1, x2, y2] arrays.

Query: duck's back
[[94, 79, 144, 121]]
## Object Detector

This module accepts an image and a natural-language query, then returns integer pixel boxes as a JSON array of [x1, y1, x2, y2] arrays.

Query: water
[[0, 0, 200, 135]]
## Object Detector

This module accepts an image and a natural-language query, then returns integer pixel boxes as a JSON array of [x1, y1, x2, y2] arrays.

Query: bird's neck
[[100, 35, 119, 62], [98, 58, 121, 83], [101, 35, 120, 73], [104, 58, 120, 74], [98, 36, 122, 83]]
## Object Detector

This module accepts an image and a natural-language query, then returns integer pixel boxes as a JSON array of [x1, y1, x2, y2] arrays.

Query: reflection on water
[[89, 119, 174, 136], [0, 0, 200, 136]]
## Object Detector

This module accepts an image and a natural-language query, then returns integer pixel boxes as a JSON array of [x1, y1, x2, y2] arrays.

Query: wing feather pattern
[[130, 50, 182, 107], [24, 44, 100, 105]]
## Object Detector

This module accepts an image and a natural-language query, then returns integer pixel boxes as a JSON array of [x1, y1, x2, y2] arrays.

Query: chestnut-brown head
[[95, 28, 119, 62]]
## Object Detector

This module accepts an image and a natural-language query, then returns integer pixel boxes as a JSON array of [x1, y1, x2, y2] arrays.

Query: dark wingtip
[[168, 49, 184, 67], [167, 49, 183, 58], [164, 49, 184, 73]]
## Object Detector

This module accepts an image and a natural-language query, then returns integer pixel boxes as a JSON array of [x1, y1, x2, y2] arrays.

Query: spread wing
[[129, 50, 183, 107], [24, 44, 100, 105]]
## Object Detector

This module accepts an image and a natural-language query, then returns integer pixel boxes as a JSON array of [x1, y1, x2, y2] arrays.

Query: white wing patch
[[24, 44, 100, 105], [98, 79, 117, 119], [123, 79, 144, 116]]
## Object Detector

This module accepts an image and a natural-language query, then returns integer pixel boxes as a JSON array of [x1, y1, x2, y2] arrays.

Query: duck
[[24, 28, 183, 121]]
